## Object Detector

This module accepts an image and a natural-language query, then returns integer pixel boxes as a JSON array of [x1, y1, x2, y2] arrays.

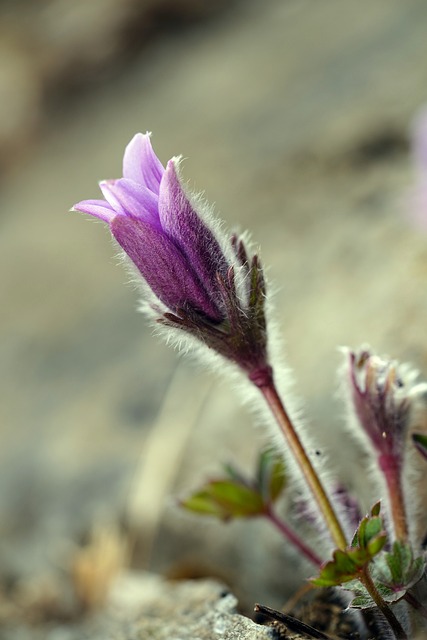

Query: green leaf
[[413, 433, 427, 461], [349, 592, 373, 609], [372, 542, 426, 603], [370, 501, 381, 517], [257, 449, 286, 503], [358, 516, 383, 548], [311, 549, 360, 587], [351, 504, 385, 551], [345, 579, 392, 609], [181, 449, 287, 523], [345, 542, 426, 608], [181, 490, 228, 518], [367, 532, 387, 557], [312, 506, 387, 588], [181, 479, 265, 521]]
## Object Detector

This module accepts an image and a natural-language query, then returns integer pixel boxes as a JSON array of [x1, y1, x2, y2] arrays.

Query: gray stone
[[105, 572, 277, 640]]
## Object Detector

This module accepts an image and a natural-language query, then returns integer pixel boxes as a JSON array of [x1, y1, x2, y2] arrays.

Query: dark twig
[[254, 603, 335, 639]]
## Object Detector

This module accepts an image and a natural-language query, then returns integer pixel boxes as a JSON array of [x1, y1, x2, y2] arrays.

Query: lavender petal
[[102, 178, 160, 225], [111, 215, 224, 321], [72, 199, 116, 222], [122, 133, 164, 193], [159, 160, 229, 300], [99, 180, 126, 214]]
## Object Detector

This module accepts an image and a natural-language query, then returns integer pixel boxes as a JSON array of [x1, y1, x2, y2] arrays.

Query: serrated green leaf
[[181, 480, 265, 521], [311, 549, 360, 587], [346, 547, 367, 566], [312, 513, 387, 589], [207, 480, 265, 517], [345, 580, 374, 609], [370, 542, 427, 603], [352, 582, 401, 607], [318, 539, 425, 610], [345, 579, 393, 609]]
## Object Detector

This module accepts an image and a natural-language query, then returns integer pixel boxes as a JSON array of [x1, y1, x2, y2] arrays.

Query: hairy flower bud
[[346, 347, 426, 541], [73, 133, 270, 381], [347, 348, 418, 466]]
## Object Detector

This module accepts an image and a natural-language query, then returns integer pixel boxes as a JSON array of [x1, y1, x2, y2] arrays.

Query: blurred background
[[1, 0, 427, 635]]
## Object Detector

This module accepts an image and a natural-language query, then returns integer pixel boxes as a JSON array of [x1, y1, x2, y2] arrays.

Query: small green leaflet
[[180, 449, 286, 521], [311, 504, 387, 588], [181, 480, 264, 520], [348, 542, 426, 608]]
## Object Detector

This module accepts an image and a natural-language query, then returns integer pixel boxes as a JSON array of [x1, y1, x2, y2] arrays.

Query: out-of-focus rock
[[107, 572, 277, 640], [0, 572, 278, 640]]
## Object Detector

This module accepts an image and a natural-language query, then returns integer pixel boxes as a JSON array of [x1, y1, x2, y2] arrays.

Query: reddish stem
[[265, 506, 322, 567], [404, 591, 427, 621], [378, 454, 408, 541], [257, 377, 347, 551]]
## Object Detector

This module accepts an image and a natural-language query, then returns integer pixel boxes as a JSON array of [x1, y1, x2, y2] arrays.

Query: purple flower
[[73, 133, 271, 381], [74, 133, 228, 322]]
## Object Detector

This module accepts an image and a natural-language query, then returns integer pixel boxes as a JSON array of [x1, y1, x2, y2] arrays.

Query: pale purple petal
[[159, 160, 229, 300], [122, 133, 164, 193], [104, 178, 160, 224], [111, 215, 223, 321], [100, 180, 126, 214], [73, 199, 116, 223]]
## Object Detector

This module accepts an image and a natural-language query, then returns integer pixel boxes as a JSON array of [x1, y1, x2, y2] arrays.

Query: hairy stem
[[404, 591, 427, 621], [265, 506, 322, 567], [360, 568, 408, 640], [258, 378, 347, 550], [379, 454, 408, 541]]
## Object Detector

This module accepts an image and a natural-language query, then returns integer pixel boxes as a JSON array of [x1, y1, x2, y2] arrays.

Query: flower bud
[[347, 348, 418, 468], [73, 133, 271, 381]]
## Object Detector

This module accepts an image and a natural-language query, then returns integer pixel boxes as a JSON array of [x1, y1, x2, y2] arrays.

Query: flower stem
[[265, 506, 322, 567], [404, 591, 427, 621], [378, 455, 408, 541], [360, 568, 408, 640], [258, 377, 347, 551]]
